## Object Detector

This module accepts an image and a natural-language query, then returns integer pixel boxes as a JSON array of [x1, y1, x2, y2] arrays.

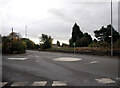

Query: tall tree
[[94, 24, 120, 44], [72, 23, 83, 43], [69, 23, 83, 47]]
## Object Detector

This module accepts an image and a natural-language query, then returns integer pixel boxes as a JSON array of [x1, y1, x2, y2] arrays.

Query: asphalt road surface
[[2, 50, 119, 86]]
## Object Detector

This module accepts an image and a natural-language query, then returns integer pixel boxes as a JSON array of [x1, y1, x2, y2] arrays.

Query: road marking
[[89, 61, 99, 64], [95, 78, 115, 84], [0, 82, 8, 87], [52, 81, 67, 86], [32, 81, 47, 86], [36, 60, 38, 62], [54, 57, 82, 62], [7, 58, 27, 60], [116, 77, 120, 81], [2, 81, 67, 87], [36, 56, 39, 57], [11, 82, 28, 86]]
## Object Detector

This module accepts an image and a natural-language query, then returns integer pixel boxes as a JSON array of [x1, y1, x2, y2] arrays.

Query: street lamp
[[111, 0, 113, 56]]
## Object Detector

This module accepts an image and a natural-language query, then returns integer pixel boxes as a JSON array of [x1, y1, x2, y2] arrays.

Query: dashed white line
[[7, 58, 27, 60], [89, 61, 99, 64], [52, 81, 67, 86], [11, 82, 28, 86], [2, 81, 67, 87], [116, 77, 120, 81], [32, 81, 47, 86], [0, 82, 8, 87], [95, 78, 115, 84]]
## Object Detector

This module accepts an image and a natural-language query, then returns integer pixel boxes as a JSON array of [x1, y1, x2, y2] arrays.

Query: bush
[[89, 41, 110, 48], [21, 38, 35, 50], [114, 38, 120, 49], [62, 43, 69, 47], [12, 41, 26, 53], [2, 36, 26, 54]]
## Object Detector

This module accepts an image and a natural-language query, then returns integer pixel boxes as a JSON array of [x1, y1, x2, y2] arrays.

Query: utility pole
[[25, 25, 27, 38], [111, 0, 113, 56], [11, 28, 13, 53]]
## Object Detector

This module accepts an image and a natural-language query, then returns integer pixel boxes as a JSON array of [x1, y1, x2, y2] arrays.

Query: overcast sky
[[0, 0, 119, 44]]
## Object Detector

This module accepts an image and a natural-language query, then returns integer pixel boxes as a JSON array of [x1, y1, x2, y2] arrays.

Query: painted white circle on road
[[54, 57, 82, 62]]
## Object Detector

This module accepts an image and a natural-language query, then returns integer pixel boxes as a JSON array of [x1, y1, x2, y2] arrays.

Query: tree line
[[69, 23, 120, 48], [1, 23, 120, 54]]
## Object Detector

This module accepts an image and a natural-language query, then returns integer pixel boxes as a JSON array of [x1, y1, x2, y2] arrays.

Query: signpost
[[73, 43, 75, 53]]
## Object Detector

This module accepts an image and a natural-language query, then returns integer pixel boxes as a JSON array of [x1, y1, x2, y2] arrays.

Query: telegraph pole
[[11, 28, 13, 53], [25, 25, 27, 38], [111, 0, 113, 56]]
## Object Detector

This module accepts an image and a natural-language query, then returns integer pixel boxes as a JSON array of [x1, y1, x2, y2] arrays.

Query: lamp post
[[111, 0, 113, 56]]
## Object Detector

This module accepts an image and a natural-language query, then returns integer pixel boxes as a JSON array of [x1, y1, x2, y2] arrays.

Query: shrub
[[89, 41, 110, 48], [114, 38, 120, 49]]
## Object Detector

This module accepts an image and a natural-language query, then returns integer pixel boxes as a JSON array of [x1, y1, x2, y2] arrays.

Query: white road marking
[[52, 81, 67, 86], [11, 82, 28, 86], [0, 82, 8, 87], [116, 77, 120, 81], [7, 58, 27, 60], [54, 57, 82, 62], [95, 78, 115, 84], [89, 61, 99, 64], [32, 81, 47, 86]]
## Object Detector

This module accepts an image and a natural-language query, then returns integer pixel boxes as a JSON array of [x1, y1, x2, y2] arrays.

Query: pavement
[[1, 50, 119, 87]]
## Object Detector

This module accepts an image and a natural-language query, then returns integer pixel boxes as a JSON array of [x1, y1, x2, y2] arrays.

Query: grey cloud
[[1, 0, 119, 44]]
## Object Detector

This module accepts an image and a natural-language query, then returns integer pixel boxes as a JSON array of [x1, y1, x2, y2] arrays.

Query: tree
[[75, 33, 92, 47], [69, 39, 73, 47], [69, 23, 83, 47], [21, 38, 35, 50], [8, 32, 22, 39], [57, 41, 60, 47], [40, 34, 53, 50], [88, 41, 110, 48], [35, 44, 40, 49], [0, 34, 2, 43], [94, 25, 120, 44], [72, 23, 83, 43], [12, 40, 26, 53], [114, 38, 120, 49], [2, 36, 12, 53], [2, 32, 26, 54], [62, 43, 68, 47]]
